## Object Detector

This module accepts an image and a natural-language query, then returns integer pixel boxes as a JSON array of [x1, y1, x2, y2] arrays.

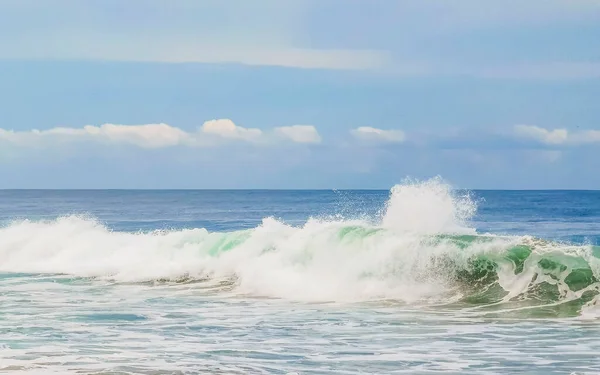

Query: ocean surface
[[0, 178, 599, 374]]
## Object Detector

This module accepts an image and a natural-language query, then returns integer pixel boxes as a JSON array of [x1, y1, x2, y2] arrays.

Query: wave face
[[0, 178, 599, 314]]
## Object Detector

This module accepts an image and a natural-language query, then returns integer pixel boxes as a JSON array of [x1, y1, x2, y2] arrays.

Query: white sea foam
[[0, 178, 596, 304]]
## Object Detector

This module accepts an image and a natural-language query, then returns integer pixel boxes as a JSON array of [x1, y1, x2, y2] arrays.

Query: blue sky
[[1, 0, 599, 189]]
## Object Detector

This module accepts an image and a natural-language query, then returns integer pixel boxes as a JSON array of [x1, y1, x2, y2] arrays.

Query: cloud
[[514, 125, 600, 145], [514, 125, 569, 145], [2, 1, 599, 76], [570, 131, 600, 144], [0, 120, 325, 150], [200, 119, 262, 141], [275, 125, 322, 144], [3, 121, 599, 157], [0, 123, 193, 148], [0, 40, 389, 70], [351, 127, 405, 143], [0, 2, 388, 70]]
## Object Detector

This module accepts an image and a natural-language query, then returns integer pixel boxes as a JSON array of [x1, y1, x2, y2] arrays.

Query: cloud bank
[[3, 122, 600, 153], [4, 1, 599, 77], [0, 120, 323, 149]]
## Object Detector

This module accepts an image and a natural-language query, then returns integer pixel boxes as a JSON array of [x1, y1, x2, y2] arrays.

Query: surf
[[0, 177, 598, 317]]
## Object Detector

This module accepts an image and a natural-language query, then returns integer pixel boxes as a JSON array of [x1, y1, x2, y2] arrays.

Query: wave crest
[[0, 178, 599, 316]]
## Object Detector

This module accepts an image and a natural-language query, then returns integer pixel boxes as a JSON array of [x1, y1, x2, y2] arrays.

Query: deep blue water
[[1, 189, 599, 242]]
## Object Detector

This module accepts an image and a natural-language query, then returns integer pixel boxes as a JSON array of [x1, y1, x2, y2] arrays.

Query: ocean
[[0, 178, 599, 374]]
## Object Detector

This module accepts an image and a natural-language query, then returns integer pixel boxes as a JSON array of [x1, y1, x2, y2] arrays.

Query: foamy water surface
[[1, 179, 600, 374]]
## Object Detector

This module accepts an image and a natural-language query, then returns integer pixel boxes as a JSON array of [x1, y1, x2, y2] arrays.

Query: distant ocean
[[1, 178, 599, 374]]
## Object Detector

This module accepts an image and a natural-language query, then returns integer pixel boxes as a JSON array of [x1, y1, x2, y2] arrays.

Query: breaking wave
[[0, 177, 598, 316]]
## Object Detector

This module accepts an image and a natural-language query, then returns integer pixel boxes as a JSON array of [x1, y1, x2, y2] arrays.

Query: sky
[[1, 0, 599, 189]]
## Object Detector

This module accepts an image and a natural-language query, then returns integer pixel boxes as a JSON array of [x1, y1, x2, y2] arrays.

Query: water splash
[[381, 176, 476, 234]]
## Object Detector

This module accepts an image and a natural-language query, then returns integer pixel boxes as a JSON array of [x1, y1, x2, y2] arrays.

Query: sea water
[[0, 178, 599, 374]]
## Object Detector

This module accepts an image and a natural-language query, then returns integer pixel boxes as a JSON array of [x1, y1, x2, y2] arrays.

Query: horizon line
[[1, 188, 599, 192]]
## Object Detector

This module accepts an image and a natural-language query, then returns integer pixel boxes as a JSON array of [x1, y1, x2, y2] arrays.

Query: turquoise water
[[1, 180, 599, 374]]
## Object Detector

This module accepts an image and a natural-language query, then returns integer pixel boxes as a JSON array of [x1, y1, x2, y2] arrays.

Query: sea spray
[[381, 176, 477, 234]]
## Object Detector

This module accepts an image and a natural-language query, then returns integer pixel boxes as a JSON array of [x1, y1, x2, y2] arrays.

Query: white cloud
[[0, 120, 323, 149], [514, 125, 569, 145], [201, 119, 262, 141], [351, 127, 406, 143], [275, 125, 322, 144], [88, 123, 192, 148], [514, 125, 600, 145], [0, 123, 192, 148]]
